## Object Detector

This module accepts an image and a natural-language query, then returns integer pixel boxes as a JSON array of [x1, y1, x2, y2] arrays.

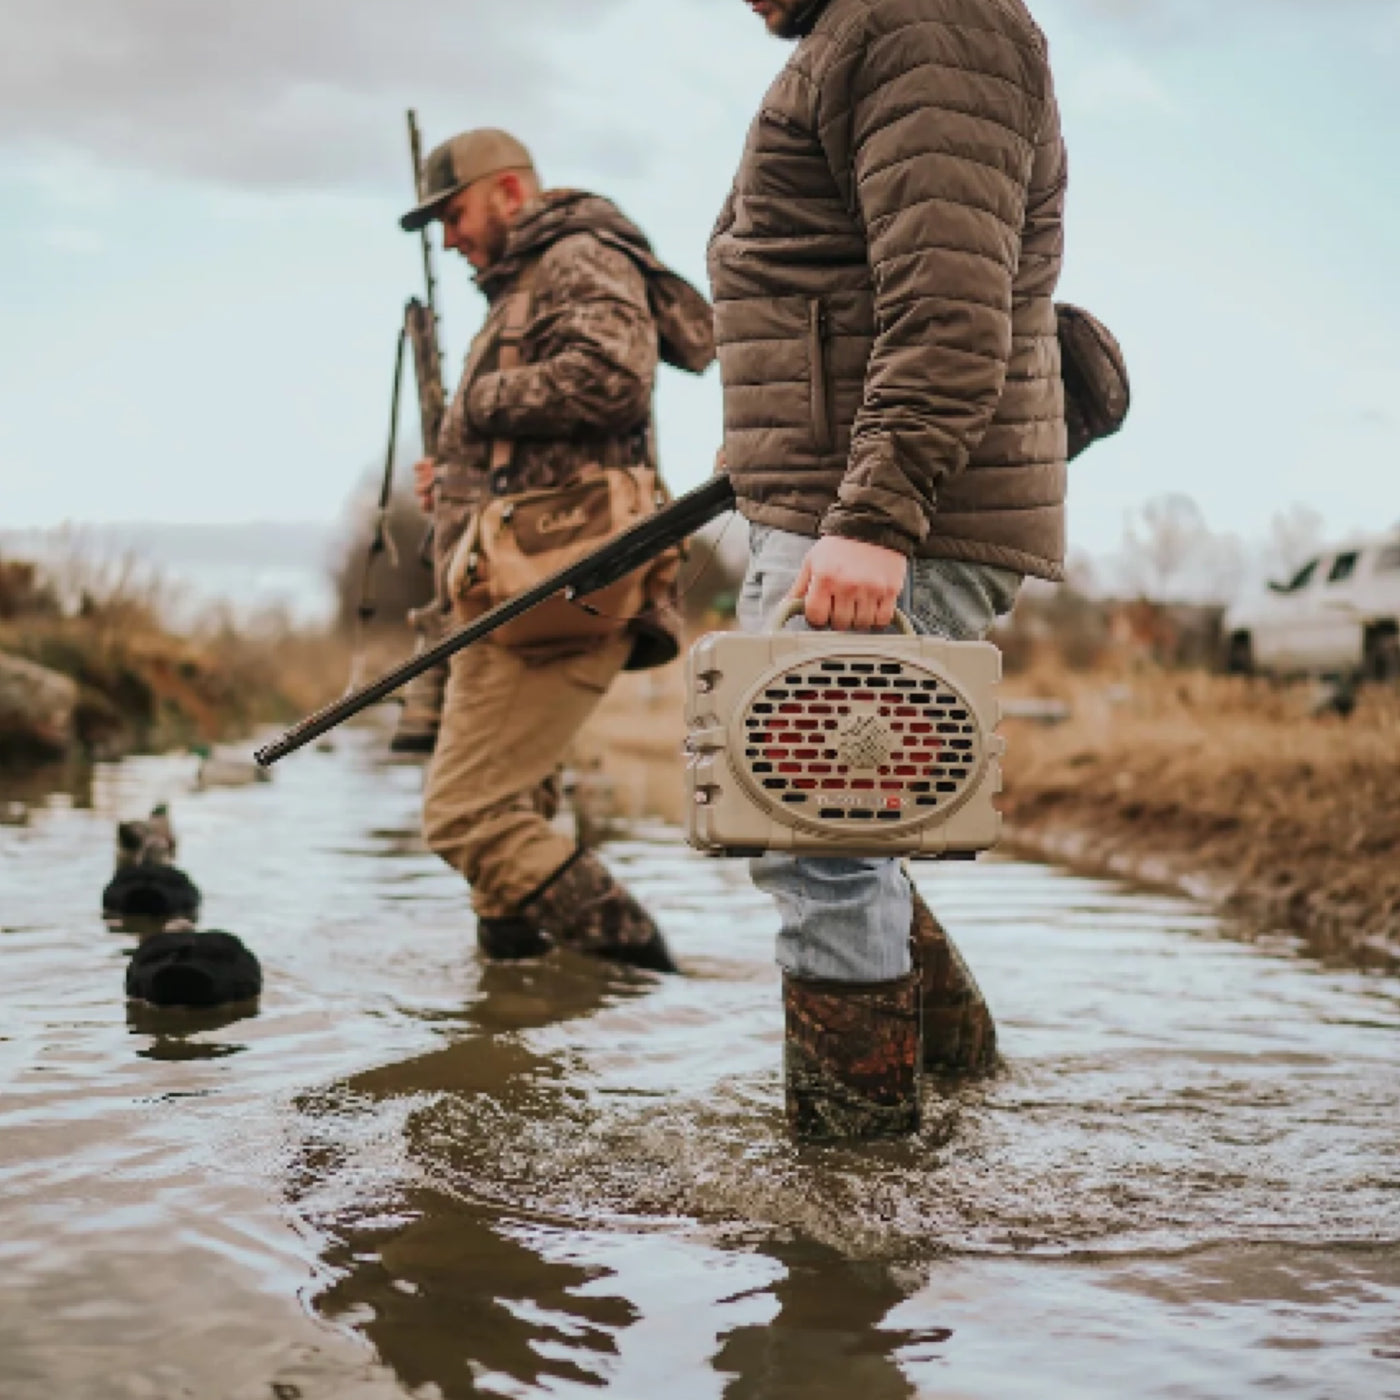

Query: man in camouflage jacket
[[712, 0, 1067, 1138], [403, 128, 714, 972]]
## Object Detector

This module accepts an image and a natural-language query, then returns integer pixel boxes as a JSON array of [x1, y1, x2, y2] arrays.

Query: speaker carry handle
[[770, 597, 918, 638]]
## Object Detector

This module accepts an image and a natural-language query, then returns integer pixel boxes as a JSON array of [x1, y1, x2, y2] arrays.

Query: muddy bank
[[0, 621, 348, 765], [1000, 671, 1400, 968], [0, 652, 78, 763], [0, 548, 355, 767], [0, 555, 351, 764]]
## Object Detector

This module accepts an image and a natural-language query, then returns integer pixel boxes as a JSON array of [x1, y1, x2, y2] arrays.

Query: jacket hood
[[479, 190, 715, 375]]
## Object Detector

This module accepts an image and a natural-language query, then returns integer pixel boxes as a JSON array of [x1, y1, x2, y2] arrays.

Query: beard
[[466, 206, 514, 272], [480, 209, 512, 269]]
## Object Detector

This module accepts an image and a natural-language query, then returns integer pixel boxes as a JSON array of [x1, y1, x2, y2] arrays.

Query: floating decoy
[[103, 805, 202, 924], [193, 744, 272, 789], [125, 929, 262, 1009]]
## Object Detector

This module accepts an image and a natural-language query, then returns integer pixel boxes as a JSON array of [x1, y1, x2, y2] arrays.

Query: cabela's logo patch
[[534, 505, 593, 537]]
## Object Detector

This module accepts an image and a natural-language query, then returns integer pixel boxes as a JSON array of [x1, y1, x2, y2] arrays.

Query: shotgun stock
[[405, 297, 445, 465]]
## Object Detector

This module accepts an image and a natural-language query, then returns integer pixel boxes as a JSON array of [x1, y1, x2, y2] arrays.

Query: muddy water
[[1, 726, 1398, 1400]]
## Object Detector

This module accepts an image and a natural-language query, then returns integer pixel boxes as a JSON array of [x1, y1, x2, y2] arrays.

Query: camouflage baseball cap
[[400, 128, 537, 232]]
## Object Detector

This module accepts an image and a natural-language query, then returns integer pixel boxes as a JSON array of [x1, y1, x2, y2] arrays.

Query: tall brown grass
[[0, 543, 350, 759], [1001, 666, 1400, 961]]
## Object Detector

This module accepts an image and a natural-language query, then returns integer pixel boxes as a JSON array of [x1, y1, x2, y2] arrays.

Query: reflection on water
[[713, 1240, 947, 1400], [1, 724, 1398, 1399], [127, 1000, 261, 1061]]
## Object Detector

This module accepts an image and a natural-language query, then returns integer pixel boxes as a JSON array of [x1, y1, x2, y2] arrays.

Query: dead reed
[[0, 542, 350, 759]]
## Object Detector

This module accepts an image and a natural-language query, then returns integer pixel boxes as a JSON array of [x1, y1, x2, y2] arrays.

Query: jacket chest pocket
[[746, 101, 826, 198], [808, 299, 833, 454]]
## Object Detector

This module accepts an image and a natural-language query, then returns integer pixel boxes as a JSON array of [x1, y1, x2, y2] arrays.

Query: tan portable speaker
[[685, 602, 1003, 860]]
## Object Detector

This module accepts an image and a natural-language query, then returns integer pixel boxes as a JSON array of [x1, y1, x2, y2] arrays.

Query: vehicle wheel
[[1225, 632, 1254, 676], [1366, 628, 1400, 684]]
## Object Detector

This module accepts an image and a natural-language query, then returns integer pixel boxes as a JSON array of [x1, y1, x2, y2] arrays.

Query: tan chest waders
[[685, 602, 1003, 859]]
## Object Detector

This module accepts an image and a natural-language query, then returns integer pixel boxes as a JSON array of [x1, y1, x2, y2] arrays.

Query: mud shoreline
[[999, 671, 1400, 970], [1000, 823, 1400, 970], [0, 619, 351, 767], [0, 552, 358, 767]]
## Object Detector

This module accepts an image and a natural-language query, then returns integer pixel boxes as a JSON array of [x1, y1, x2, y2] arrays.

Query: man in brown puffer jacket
[[711, 0, 1067, 1139], [404, 128, 715, 973]]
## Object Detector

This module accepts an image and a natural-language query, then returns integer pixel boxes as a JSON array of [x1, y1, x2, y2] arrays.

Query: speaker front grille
[[736, 655, 983, 835]]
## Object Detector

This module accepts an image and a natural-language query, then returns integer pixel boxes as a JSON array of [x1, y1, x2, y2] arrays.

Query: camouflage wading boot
[[909, 886, 998, 1075], [521, 849, 678, 973], [473, 776, 566, 961], [390, 606, 449, 756], [782, 973, 922, 1143], [476, 916, 551, 961]]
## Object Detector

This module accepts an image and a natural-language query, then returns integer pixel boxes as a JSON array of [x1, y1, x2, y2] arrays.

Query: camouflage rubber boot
[[909, 887, 998, 1075], [521, 849, 678, 973], [390, 606, 449, 755], [476, 916, 551, 962], [782, 973, 922, 1143]]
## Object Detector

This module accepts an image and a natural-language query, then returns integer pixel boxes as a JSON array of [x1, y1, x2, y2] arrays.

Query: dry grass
[[0, 546, 352, 760], [1001, 666, 1400, 964]]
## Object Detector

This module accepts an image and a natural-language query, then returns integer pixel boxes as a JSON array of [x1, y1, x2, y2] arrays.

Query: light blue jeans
[[738, 525, 1022, 983]]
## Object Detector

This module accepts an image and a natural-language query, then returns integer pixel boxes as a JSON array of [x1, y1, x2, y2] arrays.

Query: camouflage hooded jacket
[[434, 191, 715, 669]]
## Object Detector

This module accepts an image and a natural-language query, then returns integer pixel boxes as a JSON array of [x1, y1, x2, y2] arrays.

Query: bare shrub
[[996, 583, 1110, 675], [1262, 503, 1327, 584], [1117, 494, 1245, 605], [0, 559, 60, 619]]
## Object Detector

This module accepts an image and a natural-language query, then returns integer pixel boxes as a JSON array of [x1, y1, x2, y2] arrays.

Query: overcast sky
[[2, 0, 1397, 564]]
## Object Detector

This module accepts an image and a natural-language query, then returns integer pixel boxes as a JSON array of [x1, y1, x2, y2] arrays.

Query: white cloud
[[3, 0, 1388, 197], [0, 0, 687, 193], [1061, 0, 1394, 30], [15, 154, 124, 208]]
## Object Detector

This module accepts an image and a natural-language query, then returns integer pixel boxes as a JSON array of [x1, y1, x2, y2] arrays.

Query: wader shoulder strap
[[487, 259, 542, 481]]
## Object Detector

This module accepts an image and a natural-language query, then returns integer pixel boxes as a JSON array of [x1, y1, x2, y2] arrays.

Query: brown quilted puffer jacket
[[708, 0, 1068, 580]]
